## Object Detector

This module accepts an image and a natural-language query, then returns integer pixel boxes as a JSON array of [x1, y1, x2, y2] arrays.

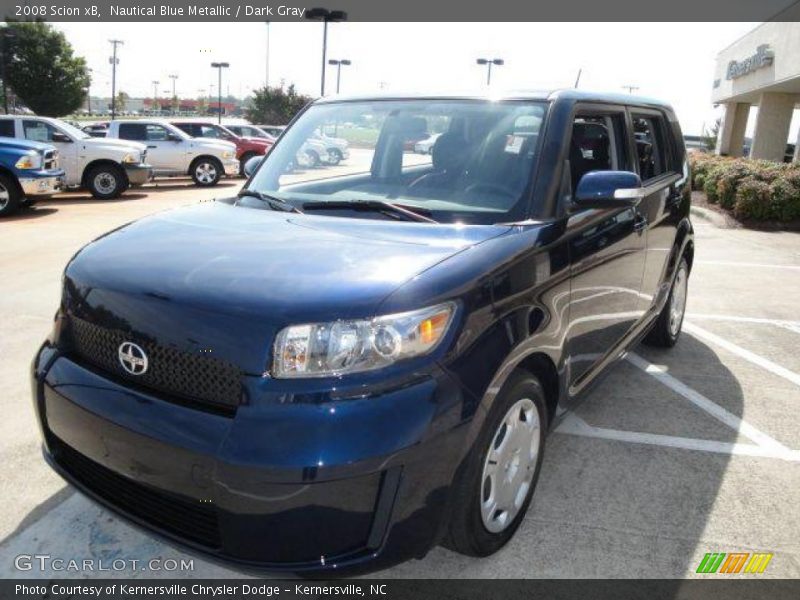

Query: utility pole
[[169, 74, 178, 106], [109, 39, 124, 120], [152, 80, 160, 112], [574, 68, 582, 89], [622, 84, 639, 94]]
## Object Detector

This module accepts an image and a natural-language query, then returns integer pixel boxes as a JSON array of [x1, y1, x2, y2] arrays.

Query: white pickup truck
[[0, 116, 152, 199], [106, 120, 239, 186]]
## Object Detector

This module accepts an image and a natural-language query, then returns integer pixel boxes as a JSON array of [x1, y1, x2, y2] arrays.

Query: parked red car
[[171, 121, 273, 175]]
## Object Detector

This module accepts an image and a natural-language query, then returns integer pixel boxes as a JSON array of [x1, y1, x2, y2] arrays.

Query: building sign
[[726, 45, 774, 80]]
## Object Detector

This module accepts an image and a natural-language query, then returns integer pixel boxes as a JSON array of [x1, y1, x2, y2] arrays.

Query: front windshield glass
[[54, 119, 91, 140], [248, 99, 547, 224]]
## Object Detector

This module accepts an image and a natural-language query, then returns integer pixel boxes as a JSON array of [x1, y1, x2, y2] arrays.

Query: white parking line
[[683, 322, 800, 388], [686, 313, 800, 335], [696, 260, 800, 271]]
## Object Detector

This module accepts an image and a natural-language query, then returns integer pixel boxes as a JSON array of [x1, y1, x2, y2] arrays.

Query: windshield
[[247, 99, 547, 224], [53, 119, 91, 140]]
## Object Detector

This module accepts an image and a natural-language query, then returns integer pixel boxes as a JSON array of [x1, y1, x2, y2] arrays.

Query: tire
[[306, 150, 321, 168], [327, 149, 342, 166], [239, 152, 256, 177], [444, 370, 547, 557], [191, 157, 222, 186], [87, 164, 127, 199], [643, 256, 689, 348], [0, 173, 22, 217]]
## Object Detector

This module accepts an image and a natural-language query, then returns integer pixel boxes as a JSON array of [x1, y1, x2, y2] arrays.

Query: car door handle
[[633, 214, 648, 234]]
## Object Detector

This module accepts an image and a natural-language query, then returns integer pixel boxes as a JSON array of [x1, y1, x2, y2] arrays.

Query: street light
[[152, 80, 160, 113], [476, 58, 504, 86], [108, 39, 124, 120], [264, 21, 270, 88], [210, 62, 229, 124], [169, 74, 178, 114], [0, 27, 17, 115], [327, 59, 351, 94], [305, 8, 347, 96], [622, 84, 639, 94]]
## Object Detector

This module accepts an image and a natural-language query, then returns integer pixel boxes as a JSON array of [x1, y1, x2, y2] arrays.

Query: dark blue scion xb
[[32, 90, 693, 575]]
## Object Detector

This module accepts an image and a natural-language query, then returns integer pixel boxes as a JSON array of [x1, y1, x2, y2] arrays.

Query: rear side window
[[0, 120, 15, 137], [632, 114, 671, 181], [119, 123, 171, 141], [568, 113, 628, 192]]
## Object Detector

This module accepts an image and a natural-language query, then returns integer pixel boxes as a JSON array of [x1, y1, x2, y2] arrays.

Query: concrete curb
[[690, 205, 735, 228]]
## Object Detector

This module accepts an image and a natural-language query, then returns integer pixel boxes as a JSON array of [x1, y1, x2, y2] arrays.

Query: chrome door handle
[[633, 214, 648, 233]]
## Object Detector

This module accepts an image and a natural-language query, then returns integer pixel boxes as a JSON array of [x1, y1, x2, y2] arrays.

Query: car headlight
[[273, 302, 456, 378], [121, 153, 138, 164], [222, 150, 233, 159], [15, 153, 42, 169]]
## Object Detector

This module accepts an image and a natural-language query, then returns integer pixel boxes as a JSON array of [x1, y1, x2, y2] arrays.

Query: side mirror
[[573, 170, 643, 209], [243, 155, 264, 178], [51, 132, 72, 143]]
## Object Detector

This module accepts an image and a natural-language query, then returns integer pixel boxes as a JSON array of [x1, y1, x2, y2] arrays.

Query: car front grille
[[51, 435, 222, 549], [43, 149, 58, 170], [66, 315, 242, 413]]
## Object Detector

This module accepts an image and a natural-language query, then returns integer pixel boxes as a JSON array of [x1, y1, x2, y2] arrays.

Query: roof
[[314, 88, 674, 110]]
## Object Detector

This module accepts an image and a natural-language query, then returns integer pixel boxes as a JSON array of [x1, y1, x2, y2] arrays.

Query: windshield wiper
[[302, 199, 437, 223], [236, 189, 303, 214]]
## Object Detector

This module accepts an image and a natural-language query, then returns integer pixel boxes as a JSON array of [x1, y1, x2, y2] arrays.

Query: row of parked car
[[0, 114, 353, 217]]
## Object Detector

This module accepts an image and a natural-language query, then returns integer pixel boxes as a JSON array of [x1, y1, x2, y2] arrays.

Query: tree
[[245, 84, 312, 125], [116, 91, 129, 112], [702, 118, 721, 152], [3, 22, 90, 116]]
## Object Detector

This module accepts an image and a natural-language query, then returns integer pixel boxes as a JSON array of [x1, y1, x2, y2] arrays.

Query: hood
[[191, 139, 237, 153], [63, 202, 509, 373], [83, 137, 147, 153], [242, 136, 272, 148], [0, 136, 54, 153]]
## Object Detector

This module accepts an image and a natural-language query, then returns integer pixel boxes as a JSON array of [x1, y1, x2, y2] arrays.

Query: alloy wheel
[[93, 172, 117, 196], [669, 264, 688, 337], [0, 183, 8, 211], [480, 398, 541, 533], [195, 162, 217, 184]]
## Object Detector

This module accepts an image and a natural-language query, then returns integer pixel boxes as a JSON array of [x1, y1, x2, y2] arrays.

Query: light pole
[[211, 62, 229, 124], [305, 8, 347, 96], [152, 80, 160, 113], [0, 27, 17, 115], [476, 58, 504, 86], [622, 84, 639, 94], [327, 59, 351, 94], [264, 21, 270, 88], [169, 74, 178, 114], [109, 39, 123, 120]]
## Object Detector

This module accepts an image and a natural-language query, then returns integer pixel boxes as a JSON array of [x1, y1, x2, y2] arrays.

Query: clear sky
[[54, 21, 799, 138]]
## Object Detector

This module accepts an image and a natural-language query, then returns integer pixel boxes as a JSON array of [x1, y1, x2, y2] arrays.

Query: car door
[[119, 123, 184, 173], [563, 106, 648, 395], [629, 110, 685, 315], [21, 119, 80, 186]]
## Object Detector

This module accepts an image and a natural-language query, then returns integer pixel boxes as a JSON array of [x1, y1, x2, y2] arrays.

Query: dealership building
[[713, 21, 800, 162]]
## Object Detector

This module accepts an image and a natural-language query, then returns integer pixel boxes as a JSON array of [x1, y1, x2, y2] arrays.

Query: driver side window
[[23, 120, 58, 143], [567, 112, 628, 196]]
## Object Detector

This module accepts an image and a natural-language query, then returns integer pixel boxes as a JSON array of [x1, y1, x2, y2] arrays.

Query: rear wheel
[[306, 150, 321, 168], [644, 256, 689, 348], [444, 370, 547, 556], [0, 174, 22, 217], [191, 157, 222, 186], [327, 148, 342, 165], [87, 164, 126, 199]]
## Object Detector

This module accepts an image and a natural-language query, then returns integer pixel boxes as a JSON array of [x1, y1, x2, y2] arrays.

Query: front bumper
[[19, 173, 65, 196], [124, 163, 154, 186], [32, 343, 468, 574], [223, 159, 240, 176]]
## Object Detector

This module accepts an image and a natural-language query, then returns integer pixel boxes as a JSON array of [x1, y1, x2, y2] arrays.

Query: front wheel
[[643, 256, 689, 348], [444, 370, 547, 556], [327, 149, 342, 166], [87, 164, 127, 199], [191, 158, 222, 186], [0, 174, 22, 217]]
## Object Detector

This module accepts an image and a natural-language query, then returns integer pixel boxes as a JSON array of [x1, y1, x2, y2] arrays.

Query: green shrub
[[733, 178, 771, 220], [769, 177, 800, 222], [694, 173, 706, 191], [716, 164, 754, 209]]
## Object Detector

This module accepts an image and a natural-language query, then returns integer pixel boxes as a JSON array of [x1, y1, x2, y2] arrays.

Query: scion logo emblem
[[118, 342, 148, 375]]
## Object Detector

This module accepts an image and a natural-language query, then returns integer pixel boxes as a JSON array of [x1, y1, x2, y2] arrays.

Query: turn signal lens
[[273, 302, 456, 378]]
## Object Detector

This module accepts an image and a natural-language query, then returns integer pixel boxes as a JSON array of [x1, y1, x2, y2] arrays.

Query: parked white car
[[414, 133, 441, 154], [106, 120, 239, 186], [0, 116, 151, 199]]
